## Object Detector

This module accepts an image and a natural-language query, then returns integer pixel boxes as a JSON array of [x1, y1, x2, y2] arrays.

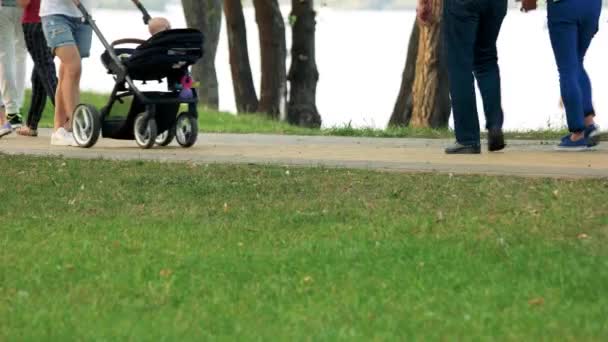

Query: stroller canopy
[[102, 28, 204, 81]]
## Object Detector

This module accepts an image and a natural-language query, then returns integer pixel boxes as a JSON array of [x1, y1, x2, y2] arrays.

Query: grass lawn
[[1, 155, 607, 340], [30, 91, 570, 140]]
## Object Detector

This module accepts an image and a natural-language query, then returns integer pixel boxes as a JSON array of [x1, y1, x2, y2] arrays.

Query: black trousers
[[23, 22, 57, 130], [443, 0, 507, 145]]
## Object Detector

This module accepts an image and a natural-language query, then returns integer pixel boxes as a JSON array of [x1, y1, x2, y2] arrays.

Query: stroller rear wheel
[[134, 112, 158, 149], [72, 104, 101, 148], [175, 112, 198, 148], [155, 126, 176, 147]]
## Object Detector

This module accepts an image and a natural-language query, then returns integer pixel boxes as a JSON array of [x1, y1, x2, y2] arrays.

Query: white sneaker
[[51, 128, 76, 146]]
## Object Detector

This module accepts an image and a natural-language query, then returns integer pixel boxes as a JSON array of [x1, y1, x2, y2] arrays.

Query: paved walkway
[[1, 129, 607, 178]]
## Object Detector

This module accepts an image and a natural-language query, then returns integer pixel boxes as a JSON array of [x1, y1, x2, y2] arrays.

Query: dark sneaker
[[556, 135, 594, 152], [488, 128, 506, 152], [445, 142, 481, 154], [7, 113, 23, 129], [585, 123, 600, 146]]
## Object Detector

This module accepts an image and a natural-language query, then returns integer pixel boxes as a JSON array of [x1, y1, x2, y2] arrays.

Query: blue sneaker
[[556, 135, 594, 152], [0, 123, 12, 138], [585, 123, 600, 146]]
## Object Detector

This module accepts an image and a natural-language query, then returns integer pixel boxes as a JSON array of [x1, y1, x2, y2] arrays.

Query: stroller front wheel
[[134, 112, 158, 149], [72, 104, 101, 148], [175, 112, 198, 148]]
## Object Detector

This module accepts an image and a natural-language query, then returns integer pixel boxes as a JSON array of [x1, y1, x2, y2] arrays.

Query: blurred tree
[[182, 0, 222, 109], [253, 0, 287, 119], [224, 0, 259, 113], [287, 0, 321, 128]]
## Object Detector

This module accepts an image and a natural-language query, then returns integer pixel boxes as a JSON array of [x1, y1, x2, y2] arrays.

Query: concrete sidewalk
[[1, 129, 607, 178]]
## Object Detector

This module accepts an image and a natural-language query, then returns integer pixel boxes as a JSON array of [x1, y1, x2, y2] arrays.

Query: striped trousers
[[23, 22, 57, 130]]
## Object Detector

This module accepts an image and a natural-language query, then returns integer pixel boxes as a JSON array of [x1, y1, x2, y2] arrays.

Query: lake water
[[28, 5, 608, 130]]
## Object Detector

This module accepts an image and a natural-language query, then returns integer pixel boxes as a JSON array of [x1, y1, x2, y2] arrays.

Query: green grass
[[31, 90, 568, 140], [1, 155, 607, 340]]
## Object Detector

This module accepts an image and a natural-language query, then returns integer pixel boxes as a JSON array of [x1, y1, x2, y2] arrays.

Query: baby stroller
[[71, 0, 204, 149]]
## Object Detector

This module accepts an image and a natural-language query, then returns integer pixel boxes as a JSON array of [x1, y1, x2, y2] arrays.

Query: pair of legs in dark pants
[[443, 0, 507, 146], [22, 22, 58, 131], [548, 0, 601, 134]]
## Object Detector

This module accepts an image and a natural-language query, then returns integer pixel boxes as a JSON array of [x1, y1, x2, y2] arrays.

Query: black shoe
[[488, 128, 506, 152], [7, 113, 23, 129], [445, 142, 481, 154]]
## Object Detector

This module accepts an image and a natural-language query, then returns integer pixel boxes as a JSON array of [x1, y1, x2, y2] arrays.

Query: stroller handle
[[131, 0, 153, 25], [71, 0, 127, 76]]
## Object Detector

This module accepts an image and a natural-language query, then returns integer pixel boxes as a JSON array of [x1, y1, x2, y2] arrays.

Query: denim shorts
[[41, 14, 93, 58]]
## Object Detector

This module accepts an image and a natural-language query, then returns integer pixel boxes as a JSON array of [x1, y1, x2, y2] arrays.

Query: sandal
[[16, 126, 38, 137]]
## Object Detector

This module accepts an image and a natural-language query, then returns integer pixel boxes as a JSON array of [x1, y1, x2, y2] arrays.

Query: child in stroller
[[70, 0, 204, 149]]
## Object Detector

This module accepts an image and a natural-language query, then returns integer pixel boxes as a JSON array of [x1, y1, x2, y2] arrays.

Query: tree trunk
[[224, 0, 259, 113], [410, 0, 450, 128], [253, 0, 287, 119], [389, 4, 450, 128], [287, 0, 321, 128], [182, 0, 222, 109], [389, 21, 419, 127]]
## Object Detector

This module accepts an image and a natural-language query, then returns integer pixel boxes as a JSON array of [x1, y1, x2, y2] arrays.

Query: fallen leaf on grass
[[159, 269, 173, 278], [528, 297, 545, 306], [436, 211, 445, 222]]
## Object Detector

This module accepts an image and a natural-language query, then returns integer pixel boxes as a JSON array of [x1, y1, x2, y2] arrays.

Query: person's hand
[[416, 0, 432, 25], [520, 0, 538, 12], [16, 0, 31, 8]]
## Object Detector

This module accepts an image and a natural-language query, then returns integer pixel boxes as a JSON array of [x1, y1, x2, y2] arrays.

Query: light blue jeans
[[41, 14, 93, 58]]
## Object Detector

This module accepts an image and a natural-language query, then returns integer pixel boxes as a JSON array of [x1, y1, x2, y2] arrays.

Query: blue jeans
[[443, 0, 507, 146], [41, 14, 92, 58], [548, 0, 601, 133]]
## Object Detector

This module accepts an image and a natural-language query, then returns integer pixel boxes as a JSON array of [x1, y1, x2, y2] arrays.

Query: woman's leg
[[24, 23, 58, 131], [54, 45, 81, 130], [27, 66, 47, 131], [0, 9, 20, 121]]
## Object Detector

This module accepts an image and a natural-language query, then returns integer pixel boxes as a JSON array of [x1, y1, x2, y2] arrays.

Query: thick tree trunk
[[182, 0, 222, 109], [410, 0, 449, 128], [389, 21, 419, 127], [287, 0, 321, 128], [224, 0, 259, 113], [389, 5, 450, 129], [253, 0, 287, 119]]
